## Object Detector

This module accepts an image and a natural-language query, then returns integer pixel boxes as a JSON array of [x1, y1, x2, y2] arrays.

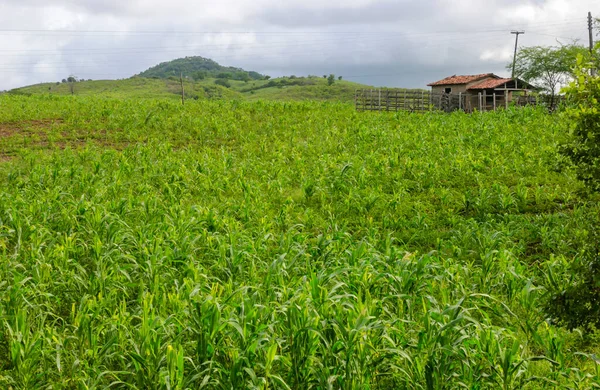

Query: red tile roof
[[468, 78, 512, 90], [427, 73, 496, 86]]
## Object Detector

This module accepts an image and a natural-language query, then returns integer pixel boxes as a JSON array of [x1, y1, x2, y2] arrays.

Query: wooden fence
[[355, 89, 564, 113]]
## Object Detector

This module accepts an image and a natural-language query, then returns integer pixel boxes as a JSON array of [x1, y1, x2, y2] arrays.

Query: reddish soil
[[0, 119, 64, 138]]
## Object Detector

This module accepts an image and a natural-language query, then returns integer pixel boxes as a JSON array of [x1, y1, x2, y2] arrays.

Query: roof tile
[[468, 78, 513, 90], [427, 73, 496, 86]]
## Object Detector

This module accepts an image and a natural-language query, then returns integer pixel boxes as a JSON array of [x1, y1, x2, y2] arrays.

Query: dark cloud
[[255, 1, 431, 27], [0, 0, 596, 90]]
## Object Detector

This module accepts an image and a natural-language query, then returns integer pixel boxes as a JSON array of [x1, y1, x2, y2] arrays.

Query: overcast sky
[[0, 0, 596, 90]]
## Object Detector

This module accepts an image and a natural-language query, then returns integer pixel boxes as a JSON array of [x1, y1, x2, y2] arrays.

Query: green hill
[[138, 56, 265, 81], [10, 56, 378, 102], [11, 75, 371, 103], [11, 77, 242, 100]]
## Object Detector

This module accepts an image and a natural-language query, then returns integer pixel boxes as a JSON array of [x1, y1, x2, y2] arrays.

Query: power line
[[0, 29, 587, 73], [0, 19, 584, 36], [0, 18, 590, 86], [0, 24, 586, 61], [0, 37, 522, 70]]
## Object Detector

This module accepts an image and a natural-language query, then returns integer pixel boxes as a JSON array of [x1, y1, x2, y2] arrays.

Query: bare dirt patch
[[1, 119, 137, 156], [0, 119, 64, 138]]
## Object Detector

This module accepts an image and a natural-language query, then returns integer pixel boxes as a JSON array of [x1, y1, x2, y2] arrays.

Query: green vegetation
[[11, 75, 370, 103], [11, 77, 241, 101], [10, 56, 375, 103], [549, 56, 600, 330], [138, 56, 265, 81], [1, 94, 600, 388], [510, 44, 598, 99]]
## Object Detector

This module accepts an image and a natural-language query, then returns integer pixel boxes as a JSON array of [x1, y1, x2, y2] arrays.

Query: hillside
[[11, 55, 380, 102], [11, 75, 372, 103], [138, 56, 265, 81], [11, 77, 242, 100]]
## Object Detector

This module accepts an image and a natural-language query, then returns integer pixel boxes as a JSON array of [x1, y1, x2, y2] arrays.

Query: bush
[[248, 71, 263, 80], [214, 79, 231, 88], [547, 57, 600, 330], [192, 71, 206, 81], [232, 72, 250, 81], [327, 74, 335, 86], [545, 215, 600, 330], [561, 58, 600, 192]]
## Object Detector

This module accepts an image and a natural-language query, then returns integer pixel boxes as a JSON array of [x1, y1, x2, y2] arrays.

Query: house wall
[[431, 85, 468, 94]]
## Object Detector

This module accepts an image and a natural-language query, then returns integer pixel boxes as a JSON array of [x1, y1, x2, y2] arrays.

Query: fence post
[[493, 93, 496, 111], [505, 90, 509, 109], [429, 92, 433, 111], [378, 89, 381, 112], [458, 92, 462, 110], [387, 90, 391, 111], [478, 93, 482, 111], [483, 90, 487, 111]]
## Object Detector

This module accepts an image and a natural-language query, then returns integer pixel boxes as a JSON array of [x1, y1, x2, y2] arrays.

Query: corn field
[[0, 95, 599, 389]]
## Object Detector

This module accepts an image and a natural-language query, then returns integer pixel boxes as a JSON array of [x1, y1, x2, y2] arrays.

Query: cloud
[[255, 1, 430, 27], [480, 47, 514, 62], [0, 0, 596, 90]]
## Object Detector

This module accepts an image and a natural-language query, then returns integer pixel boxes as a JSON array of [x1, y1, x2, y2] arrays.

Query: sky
[[0, 0, 597, 90]]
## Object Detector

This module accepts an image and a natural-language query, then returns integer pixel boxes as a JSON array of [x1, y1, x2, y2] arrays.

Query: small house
[[427, 73, 536, 111]]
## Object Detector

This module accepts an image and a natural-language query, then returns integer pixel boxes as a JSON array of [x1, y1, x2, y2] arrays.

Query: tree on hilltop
[[327, 74, 336, 86]]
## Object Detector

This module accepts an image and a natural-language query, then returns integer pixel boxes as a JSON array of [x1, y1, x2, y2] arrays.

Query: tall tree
[[508, 45, 588, 105]]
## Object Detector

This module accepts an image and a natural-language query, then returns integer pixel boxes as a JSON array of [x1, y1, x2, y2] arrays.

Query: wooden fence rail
[[355, 89, 564, 113]]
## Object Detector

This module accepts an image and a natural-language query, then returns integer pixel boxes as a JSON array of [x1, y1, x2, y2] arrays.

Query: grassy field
[[0, 95, 599, 389], [10, 76, 371, 103], [9, 78, 241, 101]]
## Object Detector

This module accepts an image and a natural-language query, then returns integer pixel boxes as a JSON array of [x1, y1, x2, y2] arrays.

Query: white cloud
[[480, 47, 514, 62], [0, 0, 596, 90]]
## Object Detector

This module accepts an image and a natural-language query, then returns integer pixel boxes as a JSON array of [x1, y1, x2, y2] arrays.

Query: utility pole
[[511, 31, 525, 80], [589, 12, 596, 76]]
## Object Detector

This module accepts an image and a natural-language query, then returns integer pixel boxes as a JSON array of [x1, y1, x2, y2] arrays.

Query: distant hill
[[10, 56, 377, 103], [10, 77, 242, 100], [12, 75, 372, 103], [138, 56, 266, 81]]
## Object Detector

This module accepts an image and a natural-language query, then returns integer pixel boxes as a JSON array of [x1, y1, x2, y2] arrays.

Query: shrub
[[192, 71, 206, 81], [214, 79, 231, 88], [547, 57, 600, 330], [560, 59, 600, 192], [327, 74, 335, 86]]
